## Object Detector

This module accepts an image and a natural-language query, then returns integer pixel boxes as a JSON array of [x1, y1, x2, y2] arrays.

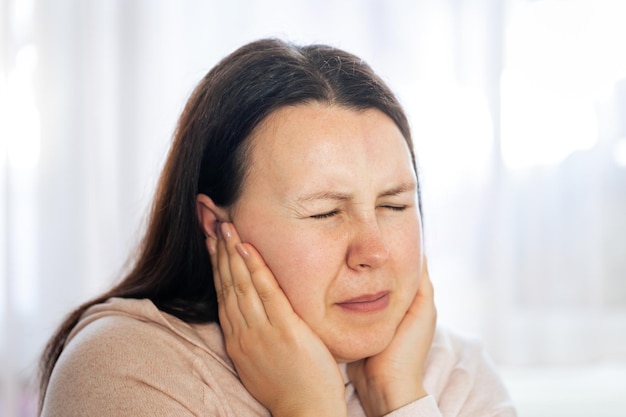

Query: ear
[[196, 194, 230, 238]]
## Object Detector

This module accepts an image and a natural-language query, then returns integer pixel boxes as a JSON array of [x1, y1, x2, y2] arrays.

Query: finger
[[399, 257, 436, 329], [207, 235, 233, 334], [418, 258, 434, 300], [220, 222, 271, 327], [207, 236, 221, 294], [237, 241, 297, 327], [409, 256, 437, 326], [215, 224, 249, 330]]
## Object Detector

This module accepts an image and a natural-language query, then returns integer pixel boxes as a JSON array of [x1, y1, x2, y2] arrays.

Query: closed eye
[[310, 210, 339, 219], [380, 205, 407, 211]]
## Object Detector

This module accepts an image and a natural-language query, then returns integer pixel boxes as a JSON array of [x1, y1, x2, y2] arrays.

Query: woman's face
[[230, 103, 423, 363]]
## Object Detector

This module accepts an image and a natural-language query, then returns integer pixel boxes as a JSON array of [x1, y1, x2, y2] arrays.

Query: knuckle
[[221, 281, 234, 297], [256, 288, 274, 303], [234, 281, 251, 296]]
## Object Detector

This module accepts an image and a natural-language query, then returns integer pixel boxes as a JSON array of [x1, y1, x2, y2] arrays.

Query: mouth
[[336, 291, 390, 313]]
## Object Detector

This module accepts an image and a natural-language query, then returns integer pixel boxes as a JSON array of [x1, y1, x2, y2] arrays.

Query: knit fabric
[[42, 298, 516, 417]]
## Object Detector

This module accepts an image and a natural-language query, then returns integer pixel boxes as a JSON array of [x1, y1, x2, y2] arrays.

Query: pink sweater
[[41, 298, 516, 416]]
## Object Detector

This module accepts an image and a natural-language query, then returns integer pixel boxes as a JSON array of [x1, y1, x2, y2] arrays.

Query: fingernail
[[236, 243, 249, 258], [220, 222, 232, 239]]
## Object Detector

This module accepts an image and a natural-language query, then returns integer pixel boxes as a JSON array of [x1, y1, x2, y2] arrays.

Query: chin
[[328, 329, 395, 363]]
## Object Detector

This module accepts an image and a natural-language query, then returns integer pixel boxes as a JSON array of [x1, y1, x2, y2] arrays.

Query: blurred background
[[1, 0, 625, 416]]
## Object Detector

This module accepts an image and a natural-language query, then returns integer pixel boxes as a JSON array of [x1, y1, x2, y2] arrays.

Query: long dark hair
[[38, 38, 419, 412]]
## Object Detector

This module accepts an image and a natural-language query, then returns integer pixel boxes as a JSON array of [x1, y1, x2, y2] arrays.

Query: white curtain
[[2, 0, 625, 416]]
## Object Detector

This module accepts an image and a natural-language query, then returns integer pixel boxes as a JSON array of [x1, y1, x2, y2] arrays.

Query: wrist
[[380, 386, 428, 414], [272, 406, 347, 417], [356, 379, 427, 417], [269, 395, 348, 417]]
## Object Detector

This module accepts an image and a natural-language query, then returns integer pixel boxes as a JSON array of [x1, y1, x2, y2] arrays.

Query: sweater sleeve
[[453, 346, 517, 417], [431, 330, 517, 417], [381, 329, 517, 417], [384, 395, 442, 417], [40, 314, 225, 417]]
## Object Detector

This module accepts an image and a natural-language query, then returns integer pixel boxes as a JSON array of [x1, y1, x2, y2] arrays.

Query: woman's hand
[[207, 222, 347, 417], [347, 259, 436, 417]]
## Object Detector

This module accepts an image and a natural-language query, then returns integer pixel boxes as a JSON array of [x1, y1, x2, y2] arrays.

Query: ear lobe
[[196, 194, 229, 238]]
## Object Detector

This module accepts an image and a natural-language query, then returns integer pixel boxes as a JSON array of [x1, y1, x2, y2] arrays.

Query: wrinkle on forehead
[[231, 103, 414, 217]]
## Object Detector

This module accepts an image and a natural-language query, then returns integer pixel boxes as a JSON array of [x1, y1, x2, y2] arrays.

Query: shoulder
[[428, 326, 485, 367], [424, 326, 485, 396], [42, 298, 207, 416], [57, 298, 209, 381], [42, 298, 265, 417]]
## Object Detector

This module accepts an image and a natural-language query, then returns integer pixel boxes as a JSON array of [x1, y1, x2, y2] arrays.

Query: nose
[[346, 217, 391, 271]]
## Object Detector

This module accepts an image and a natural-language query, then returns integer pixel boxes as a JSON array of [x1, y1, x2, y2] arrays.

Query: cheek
[[241, 224, 335, 313], [391, 218, 424, 292], [398, 231, 423, 272]]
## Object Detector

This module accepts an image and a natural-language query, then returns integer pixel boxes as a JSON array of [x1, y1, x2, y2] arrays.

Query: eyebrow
[[295, 181, 417, 203], [295, 191, 351, 204], [378, 181, 417, 198]]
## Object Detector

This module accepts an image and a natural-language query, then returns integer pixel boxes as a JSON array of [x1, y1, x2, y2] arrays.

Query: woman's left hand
[[347, 259, 436, 417]]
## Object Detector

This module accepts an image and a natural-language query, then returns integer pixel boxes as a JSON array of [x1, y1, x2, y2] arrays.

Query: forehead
[[242, 103, 415, 193]]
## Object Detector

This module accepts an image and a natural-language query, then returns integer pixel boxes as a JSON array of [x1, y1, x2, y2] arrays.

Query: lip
[[336, 292, 390, 313]]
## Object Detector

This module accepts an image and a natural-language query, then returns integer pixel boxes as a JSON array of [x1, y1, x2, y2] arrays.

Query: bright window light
[[614, 138, 626, 167], [502, 0, 626, 170], [5, 44, 40, 171], [411, 83, 493, 194], [501, 69, 598, 170]]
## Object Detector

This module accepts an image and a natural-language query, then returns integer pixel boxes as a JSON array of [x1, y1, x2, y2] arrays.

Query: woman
[[39, 38, 516, 416]]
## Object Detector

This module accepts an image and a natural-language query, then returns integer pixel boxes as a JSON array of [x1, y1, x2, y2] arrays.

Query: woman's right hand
[[207, 222, 347, 417]]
